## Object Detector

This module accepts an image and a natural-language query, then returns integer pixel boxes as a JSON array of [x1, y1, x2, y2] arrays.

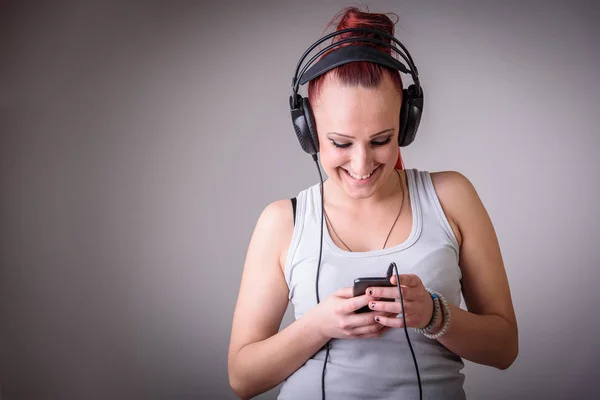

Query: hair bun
[[328, 6, 398, 55]]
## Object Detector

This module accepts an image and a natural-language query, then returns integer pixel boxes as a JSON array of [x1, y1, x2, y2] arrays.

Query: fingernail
[[375, 316, 380, 322], [368, 289, 373, 295], [370, 302, 376, 308]]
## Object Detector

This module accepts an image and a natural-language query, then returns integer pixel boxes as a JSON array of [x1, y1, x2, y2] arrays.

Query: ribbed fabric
[[278, 168, 466, 400]]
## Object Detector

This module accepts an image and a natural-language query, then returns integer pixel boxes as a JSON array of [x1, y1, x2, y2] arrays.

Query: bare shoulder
[[429, 170, 482, 247], [259, 198, 294, 226], [228, 198, 295, 367], [255, 198, 295, 270], [429, 170, 478, 202], [430, 170, 516, 320], [429, 170, 488, 229]]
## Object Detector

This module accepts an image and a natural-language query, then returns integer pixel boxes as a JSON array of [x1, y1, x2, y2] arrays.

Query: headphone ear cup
[[302, 97, 319, 154], [290, 95, 318, 155], [398, 85, 424, 147], [399, 89, 410, 146]]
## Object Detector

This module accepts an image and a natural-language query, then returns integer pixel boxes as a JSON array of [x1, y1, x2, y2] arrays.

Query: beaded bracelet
[[415, 289, 451, 340], [421, 289, 440, 331]]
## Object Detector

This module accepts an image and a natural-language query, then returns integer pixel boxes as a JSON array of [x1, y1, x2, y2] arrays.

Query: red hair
[[307, 6, 405, 169], [307, 6, 403, 104]]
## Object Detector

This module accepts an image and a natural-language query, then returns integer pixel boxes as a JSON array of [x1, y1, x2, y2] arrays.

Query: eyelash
[[330, 136, 393, 149]]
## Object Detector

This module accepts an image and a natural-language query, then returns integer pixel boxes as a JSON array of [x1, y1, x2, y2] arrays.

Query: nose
[[350, 144, 374, 175]]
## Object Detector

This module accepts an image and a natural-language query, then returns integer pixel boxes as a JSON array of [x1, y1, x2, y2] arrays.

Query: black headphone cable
[[311, 156, 422, 400], [311, 154, 330, 400], [389, 261, 423, 400]]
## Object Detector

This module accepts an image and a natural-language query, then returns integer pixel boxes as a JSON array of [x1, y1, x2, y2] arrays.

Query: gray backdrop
[[1, 0, 599, 399]]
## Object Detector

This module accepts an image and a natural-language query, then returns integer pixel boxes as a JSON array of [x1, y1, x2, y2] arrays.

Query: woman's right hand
[[307, 287, 394, 340]]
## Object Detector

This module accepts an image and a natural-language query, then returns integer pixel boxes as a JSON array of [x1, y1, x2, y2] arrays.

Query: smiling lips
[[342, 165, 381, 181]]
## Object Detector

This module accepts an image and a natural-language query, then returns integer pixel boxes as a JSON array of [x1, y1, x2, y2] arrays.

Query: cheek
[[383, 144, 400, 162], [368, 144, 400, 163], [319, 147, 348, 168], [316, 137, 344, 165]]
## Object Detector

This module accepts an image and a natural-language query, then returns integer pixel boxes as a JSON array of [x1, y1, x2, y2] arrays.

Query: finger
[[389, 273, 421, 287], [374, 313, 417, 329], [374, 314, 404, 328], [355, 310, 399, 329], [345, 293, 377, 313], [371, 310, 397, 318], [368, 299, 405, 314], [344, 311, 387, 329], [347, 312, 396, 337], [335, 310, 375, 331], [399, 274, 421, 287], [334, 287, 354, 298], [367, 286, 412, 300], [350, 322, 385, 336]]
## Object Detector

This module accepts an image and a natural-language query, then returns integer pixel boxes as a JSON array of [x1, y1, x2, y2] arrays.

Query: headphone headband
[[291, 27, 420, 100]]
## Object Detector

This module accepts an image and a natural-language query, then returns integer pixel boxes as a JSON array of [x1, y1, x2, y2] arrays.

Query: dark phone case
[[353, 277, 396, 314]]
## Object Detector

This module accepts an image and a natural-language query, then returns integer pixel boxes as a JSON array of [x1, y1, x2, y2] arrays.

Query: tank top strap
[[409, 169, 460, 261], [283, 181, 318, 294]]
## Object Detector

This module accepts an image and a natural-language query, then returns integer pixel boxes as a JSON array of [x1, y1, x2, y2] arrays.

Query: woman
[[228, 6, 518, 400]]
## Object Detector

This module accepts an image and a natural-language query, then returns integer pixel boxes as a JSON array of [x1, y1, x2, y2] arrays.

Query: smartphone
[[353, 277, 397, 314]]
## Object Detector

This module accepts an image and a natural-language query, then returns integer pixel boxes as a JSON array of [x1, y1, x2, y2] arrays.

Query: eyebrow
[[326, 128, 395, 139]]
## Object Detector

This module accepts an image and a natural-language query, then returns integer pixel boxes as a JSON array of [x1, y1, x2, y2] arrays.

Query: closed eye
[[330, 140, 351, 149], [330, 135, 393, 149], [371, 136, 392, 146]]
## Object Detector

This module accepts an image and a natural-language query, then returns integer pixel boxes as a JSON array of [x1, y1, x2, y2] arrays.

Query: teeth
[[346, 167, 377, 180]]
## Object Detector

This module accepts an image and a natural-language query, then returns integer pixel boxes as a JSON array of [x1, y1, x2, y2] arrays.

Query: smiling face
[[312, 71, 402, 200]]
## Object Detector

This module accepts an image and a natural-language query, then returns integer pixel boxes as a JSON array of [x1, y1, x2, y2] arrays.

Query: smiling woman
[[314, 70, 402, 200], [228, 5, 518, 400]]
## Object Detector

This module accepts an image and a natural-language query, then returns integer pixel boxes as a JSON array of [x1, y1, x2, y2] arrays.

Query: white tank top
[[278, 168, 466, 400]]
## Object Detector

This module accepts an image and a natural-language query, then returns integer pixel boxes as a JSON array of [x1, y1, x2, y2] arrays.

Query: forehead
[[313, 72, 401, 133]]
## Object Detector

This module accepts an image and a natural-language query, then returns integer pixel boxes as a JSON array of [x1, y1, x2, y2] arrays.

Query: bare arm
[[431, 171, 519, 369], [227, 200, 329, 399]]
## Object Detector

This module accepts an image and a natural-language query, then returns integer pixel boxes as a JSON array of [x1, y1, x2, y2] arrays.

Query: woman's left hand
[[366, 274, 434, 329]]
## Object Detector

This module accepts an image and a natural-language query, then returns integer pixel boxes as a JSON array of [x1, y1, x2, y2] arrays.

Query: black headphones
[[290, 27, 424, 156]]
